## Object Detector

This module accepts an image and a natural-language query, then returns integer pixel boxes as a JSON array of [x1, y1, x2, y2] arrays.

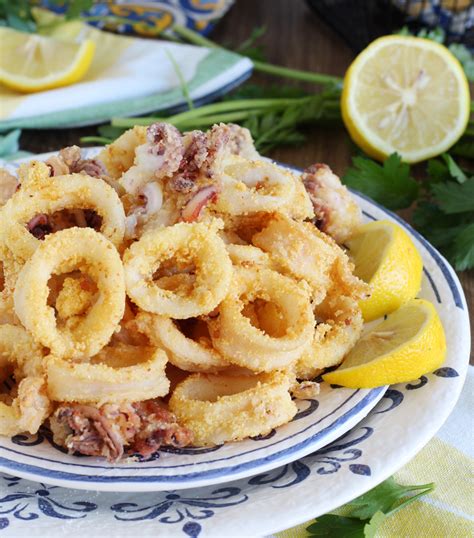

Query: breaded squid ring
[[0, 324, 44, 377], [2, 173, 125, 261], [0, 325, 50, 436], [295, 300, 363, 380], [14, 228, 125, 359], [135, 312, 230, 373], [46, 344, 170, 405], [55, 276, 97, 320], [214, 157, 295, 215], [225, 243, 272, 269], [123, 220, 232, 318], [97, 125, 147, 180], [0, 243, 22, 325], [209, 268, 314, 372], [295, 257, 368, 380], [169, 371, 297, 446], [252, 213, 339, 303]]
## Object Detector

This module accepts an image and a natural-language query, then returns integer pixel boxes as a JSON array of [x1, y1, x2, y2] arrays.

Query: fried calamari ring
[[169, 371, 297, 446], [46, 344, 169, 405], [14, 228, 125, 359], [302, 163, 362, 244], [281, 171, 315, 221], [0, 325, 44, 377], [295, 257, 368, 380], [213, 157, 295, 215], [0, 325, 50, 436], [2, 172, 125, 261], [123, 220, 232, 318], [252, 213, 340, 303], [54, 276, 97, 320], [97, 126, 147, 180], [120, 123, 184, 195], [225, 243, 272, 269], [135, 312, 229, 373], [295, 300, 363, 380], [209, 268, 314, 372], [0, 377, 51, 436], [0, 243, 22, 324]]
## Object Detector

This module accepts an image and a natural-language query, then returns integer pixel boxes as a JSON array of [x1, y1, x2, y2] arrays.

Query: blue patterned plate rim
[[0, 154, 468, 495]]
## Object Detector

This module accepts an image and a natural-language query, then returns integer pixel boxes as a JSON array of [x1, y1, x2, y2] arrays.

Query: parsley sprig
[[343, 154, 419, 210], [343, 152, 474, 271], [307, 477, 434, 537]]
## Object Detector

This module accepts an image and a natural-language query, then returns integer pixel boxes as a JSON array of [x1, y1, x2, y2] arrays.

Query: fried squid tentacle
[[302, 163, 362, 244], [120, 123, 184, 195], [50, 400, 193, 461]]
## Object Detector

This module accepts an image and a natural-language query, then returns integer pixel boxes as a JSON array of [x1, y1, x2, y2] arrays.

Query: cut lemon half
[[0, 27, 95, 93], [341, 35, 470, 163], [323, 298, 446, 388], [346, 219, 423, 322]]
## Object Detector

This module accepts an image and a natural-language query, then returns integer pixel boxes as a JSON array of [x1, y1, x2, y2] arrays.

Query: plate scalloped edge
[[0, 154, 468, 538], [0, 150, 386, 493]]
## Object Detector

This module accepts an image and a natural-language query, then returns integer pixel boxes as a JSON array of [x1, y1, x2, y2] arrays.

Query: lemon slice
[[0, 27, 95, 93], [341, 35, 470, 163], [346, 219, 423, 322], [323, 299, 446, 388]]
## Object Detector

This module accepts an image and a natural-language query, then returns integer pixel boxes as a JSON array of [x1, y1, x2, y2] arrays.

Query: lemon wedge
[[323, 298, 446, 388], [346, 220, 423, 322], [0, 27, 95, 93], [341, 35, 470, 163]]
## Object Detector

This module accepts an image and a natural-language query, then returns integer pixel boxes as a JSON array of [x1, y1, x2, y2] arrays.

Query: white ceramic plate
[[0, 154, 469, 510], [0, 203, 467, 535], [0, 151, 386, 492]]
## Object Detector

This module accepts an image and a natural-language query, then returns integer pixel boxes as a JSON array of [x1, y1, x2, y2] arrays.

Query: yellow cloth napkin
[[276, 366, 474, 537]]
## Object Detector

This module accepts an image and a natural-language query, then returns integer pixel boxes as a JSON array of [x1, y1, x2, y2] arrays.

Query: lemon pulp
[[0, 27, 95, 93], [346, 219, 423, 322], [323, 299, 446, 388], [342, 35, 470, 163]]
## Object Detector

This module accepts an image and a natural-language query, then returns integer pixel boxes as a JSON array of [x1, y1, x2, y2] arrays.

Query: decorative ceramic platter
[[0, 155, 469, 518], [0, 151, 386, 492]]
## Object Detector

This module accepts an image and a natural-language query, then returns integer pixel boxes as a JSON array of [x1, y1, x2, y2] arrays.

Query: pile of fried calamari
[[0, 123, 368, 462]]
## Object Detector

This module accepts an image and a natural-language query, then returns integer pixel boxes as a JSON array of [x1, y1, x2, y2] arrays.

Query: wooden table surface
[[19, 0, 472, 360]]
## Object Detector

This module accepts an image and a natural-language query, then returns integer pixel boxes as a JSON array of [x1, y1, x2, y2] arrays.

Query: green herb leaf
[[414, 201, 466, 247], [431, 178, 474, 214], [307, 478, 434, 538], [307, 515, 365, 537], [442, 153, 467, 183], [452, 223, 474, 271], [363, 511, 386, 538], [0, 0, 36, 32], [346, 477, 433, 519], [165, 49, 194, 110], [426, 158, 450, 184], [235, 25, 267, 62], [342, 153, 419, 209], [449, 43, 474, 82], [416, 26, 446, 43], [98, 125, 127, 139], [413, 201, 474, 270]]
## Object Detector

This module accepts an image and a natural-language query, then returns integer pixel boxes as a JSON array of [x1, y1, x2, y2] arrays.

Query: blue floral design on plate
[[110, 487, 247, 538], [0, 479, 97, 531]]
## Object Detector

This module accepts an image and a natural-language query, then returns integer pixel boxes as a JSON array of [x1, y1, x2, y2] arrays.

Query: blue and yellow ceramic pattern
[[40, 0, 235, 36]]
